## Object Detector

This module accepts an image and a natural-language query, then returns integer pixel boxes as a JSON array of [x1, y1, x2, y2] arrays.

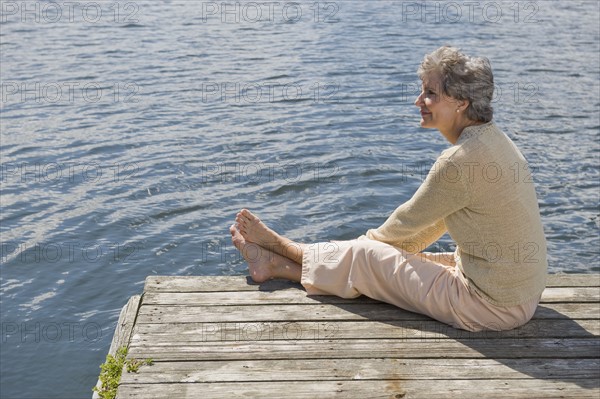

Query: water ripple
[[1, 1, 599, 398]]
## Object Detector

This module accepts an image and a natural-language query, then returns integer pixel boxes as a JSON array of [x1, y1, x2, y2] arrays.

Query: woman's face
[[414, 73, 462, 134]]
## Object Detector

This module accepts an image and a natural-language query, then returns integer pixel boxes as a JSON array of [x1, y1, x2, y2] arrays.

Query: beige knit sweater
[[366, 121, 547, 306]]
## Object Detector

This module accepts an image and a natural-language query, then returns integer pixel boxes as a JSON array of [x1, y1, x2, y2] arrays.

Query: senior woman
[[229, 46, 548, 332]]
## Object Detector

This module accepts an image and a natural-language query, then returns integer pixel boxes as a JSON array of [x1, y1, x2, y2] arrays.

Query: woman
[[229, 46, 548, 332]]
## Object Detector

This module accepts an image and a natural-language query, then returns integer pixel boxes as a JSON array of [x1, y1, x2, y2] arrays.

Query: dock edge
[[92, 294, 142, 399]]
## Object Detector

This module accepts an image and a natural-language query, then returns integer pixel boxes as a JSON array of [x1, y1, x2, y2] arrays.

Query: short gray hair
[[418, 46, 494, 123]]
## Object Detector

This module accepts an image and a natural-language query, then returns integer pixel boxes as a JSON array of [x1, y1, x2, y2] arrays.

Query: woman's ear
[[457, 99, 470, 112]]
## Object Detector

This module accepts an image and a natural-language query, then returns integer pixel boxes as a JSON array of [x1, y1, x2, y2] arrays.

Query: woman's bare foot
[[230, 224, 302, 283], [235, 209, 281, 247], [235, 209, 304, 264]]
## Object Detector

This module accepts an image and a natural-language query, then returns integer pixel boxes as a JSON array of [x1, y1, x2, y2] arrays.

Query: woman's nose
[[414, 92, 423, 107]]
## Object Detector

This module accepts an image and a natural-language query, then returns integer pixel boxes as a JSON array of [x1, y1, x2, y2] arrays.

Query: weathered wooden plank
[[109, 295, 142, 353], [141, 286, 599, 307], [133, 302, 600, 325], [141, 290, 378, 306], [117, 379, 599, 399], [112, 275, 600, 399], [546, 273, 600, 287], [144, 275, 300, 293], [134, 303, 430, 324], [534, 303, 599, 319], [127, 338, 600, 362], [143, 273, 600, 294], [120, 358, 600, 384], [129, 319, 600, 342], [93, 295, 141, 399], [542, 287, 600, 302]]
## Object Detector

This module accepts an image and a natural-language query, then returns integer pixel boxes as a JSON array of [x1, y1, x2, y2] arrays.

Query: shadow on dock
[[253, 277, 600, 391]]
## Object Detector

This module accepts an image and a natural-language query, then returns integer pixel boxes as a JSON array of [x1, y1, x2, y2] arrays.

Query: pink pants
[[301, 237, 540, 332]]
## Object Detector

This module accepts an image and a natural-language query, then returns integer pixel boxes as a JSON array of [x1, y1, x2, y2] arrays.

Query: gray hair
[[417, 46, 494, 123]]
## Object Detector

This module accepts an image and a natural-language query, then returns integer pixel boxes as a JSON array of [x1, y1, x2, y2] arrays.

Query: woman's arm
[[366, 218, 447, 254], [365, 153, 469, 252]]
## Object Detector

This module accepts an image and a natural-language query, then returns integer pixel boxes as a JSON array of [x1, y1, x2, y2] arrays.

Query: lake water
[[1, 1, 599, 398]]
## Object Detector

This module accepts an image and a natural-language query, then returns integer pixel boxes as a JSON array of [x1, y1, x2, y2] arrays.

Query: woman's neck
[[443, 119, 485, 144]]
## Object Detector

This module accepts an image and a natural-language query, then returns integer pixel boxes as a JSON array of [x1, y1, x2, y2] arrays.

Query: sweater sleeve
[[365, 154, 469, 253], [366, 218, 448, 253]]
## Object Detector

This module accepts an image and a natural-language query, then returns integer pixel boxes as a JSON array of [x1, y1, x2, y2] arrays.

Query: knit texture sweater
[[366, 121, 548, 306]]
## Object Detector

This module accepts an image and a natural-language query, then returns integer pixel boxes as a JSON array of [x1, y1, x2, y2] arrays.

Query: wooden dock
[[105, 273, 599, 398]]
